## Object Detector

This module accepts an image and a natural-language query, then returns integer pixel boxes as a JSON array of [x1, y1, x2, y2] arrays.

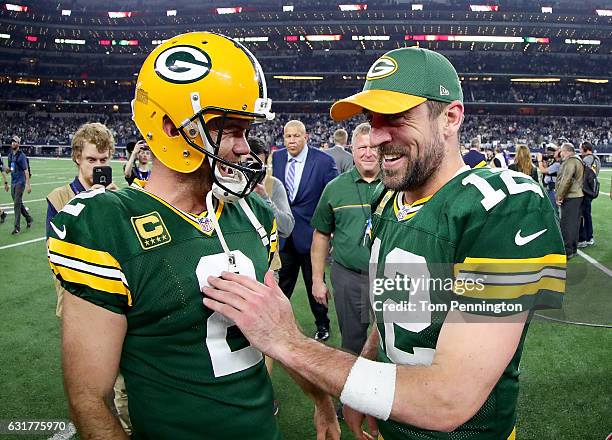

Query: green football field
[[0, 159, 610, 440]]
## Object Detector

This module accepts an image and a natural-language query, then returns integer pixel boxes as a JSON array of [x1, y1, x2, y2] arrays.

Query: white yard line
[[0, 198, 47, 208], [0, 236, 46, 250], [578, 250, 612, 277]]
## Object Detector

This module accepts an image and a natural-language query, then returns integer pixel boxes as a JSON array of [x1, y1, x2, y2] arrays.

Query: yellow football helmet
[[132, 32, 274, 199]]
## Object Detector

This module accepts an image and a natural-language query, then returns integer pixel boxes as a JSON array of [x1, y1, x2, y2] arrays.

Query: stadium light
[[282, 5, 294, 12], [61, 9, 71, 16], [5, 3, 27, 12], [352, 35, 390, 41], [235, 36, 269, 42], [166, 9, 177, 16], [576, 78, 609, 84], [25, 35, 37, 42], [524, 37, 550, 43], [304, 34, 342, 41], [55, 38, 86, 45], [469, 5, 499, 12], [565, 39, 601, 45], [0, 33, 10, 39], [108, 11, 133, 18], [273, 75, 324, 80], [595, 9, 612, 16], [216, 7, 243, 14], [510, 78, 560, 83], [412, 4, 423, 11], [152, 39, 169, 45], [339, 4, 367, 11], [284, 35, 299, 42], [541, 6, 552, 13], [407, 35, 523, 43]]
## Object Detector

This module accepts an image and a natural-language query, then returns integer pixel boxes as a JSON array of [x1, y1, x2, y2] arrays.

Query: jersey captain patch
[[131, 211, 172, 249]]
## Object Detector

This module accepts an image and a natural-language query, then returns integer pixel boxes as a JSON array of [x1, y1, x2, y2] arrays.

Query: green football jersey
[[48, 186, 280, 440], [369, 167, 565, 440]]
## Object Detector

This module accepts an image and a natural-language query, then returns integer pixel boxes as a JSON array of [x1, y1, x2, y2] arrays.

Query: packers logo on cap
[[366, 56, 398, 80]]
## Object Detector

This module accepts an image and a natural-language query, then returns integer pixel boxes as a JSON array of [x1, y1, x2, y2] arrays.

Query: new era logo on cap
[[439, 85, 450, 96]]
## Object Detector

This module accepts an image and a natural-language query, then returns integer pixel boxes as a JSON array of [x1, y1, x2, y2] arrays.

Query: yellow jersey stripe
[[458, 277, 565, 299], [50, 264, 132, 306], [474, 160, 487, 168], [461, 254, 566, 265], [333, 204, 369, 211], [48, 237, 122, 270], [508, 427, 516, 440]]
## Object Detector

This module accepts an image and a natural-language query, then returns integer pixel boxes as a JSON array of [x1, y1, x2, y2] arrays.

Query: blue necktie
[[286, 158, 296, 201]]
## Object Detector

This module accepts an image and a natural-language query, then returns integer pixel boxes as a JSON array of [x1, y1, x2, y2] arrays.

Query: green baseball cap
[[330, 47, 463, 121]]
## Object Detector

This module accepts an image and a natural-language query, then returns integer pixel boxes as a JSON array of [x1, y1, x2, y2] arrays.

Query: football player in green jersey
[[204, 47, 566, 440], [48, 32, 339, 440]]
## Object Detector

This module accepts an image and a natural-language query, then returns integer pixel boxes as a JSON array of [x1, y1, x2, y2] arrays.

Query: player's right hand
[[312, 280, 329, 306], [343, 405, 379, 440]]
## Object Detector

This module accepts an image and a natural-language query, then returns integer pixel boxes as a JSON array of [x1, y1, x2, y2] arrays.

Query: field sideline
[[0, 159, 610, 440]]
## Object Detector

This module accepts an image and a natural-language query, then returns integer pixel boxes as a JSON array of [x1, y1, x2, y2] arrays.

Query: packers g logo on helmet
[[132, 32, 274, 201], [154, 45, 212, 84]]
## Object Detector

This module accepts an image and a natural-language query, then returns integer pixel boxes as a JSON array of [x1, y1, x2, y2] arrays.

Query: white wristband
[[340, 357, 397, 421]]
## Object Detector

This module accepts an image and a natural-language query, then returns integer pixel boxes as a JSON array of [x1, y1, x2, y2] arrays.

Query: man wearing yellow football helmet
[[49, 32, 339, 440]]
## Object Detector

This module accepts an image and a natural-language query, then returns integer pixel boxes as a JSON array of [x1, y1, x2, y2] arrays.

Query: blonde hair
[[333, 128, 348, 145], [351, 123, 371, 145], [71, 122, 115, 163], [514, 145, 534, 176]]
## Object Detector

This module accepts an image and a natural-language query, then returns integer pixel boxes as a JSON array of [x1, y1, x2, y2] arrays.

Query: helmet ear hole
[[162, 115, 179, 137]]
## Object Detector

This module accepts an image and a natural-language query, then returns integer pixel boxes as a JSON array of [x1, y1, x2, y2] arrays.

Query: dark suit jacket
[[272, 147, 338, 254]]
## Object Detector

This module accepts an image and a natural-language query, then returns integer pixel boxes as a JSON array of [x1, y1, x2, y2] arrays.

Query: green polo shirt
[[311, 167, 380, 273]]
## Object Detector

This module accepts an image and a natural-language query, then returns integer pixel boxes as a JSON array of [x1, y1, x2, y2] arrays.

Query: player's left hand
[[203, 270, 302, 359], [313, 396, 341, 440], [26, 183, 31, 194]]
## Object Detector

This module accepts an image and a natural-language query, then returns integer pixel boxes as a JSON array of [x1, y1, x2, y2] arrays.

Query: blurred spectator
[[325, 128, 354, 174], [578, 141, 601, 248], [272, 119, 338, 342], [6, 135, 33, 235], [311, 122, 378, 354], [124, 140, 152, 186], [556, 143, 584, 259], [462, 137, 487, 168], [537, 144, 561, 214], [509, 145, 538, 180], [0, 148, 7, 223]]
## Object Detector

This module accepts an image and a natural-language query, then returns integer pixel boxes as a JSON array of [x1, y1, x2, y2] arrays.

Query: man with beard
[[47, 32, 338, 440], [203, 47, 566, 440]]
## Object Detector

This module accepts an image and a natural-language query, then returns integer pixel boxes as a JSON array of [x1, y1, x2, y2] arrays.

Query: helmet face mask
[[132, 31, 274, 201], [177, 106, 267, 200]]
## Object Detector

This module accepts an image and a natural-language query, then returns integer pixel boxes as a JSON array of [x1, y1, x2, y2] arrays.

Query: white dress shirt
[[285, 146, 309, 201]]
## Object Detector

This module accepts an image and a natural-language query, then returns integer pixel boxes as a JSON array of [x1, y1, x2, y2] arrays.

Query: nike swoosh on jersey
[[51, 222, 67, 240], [515, 228, 547, 246]]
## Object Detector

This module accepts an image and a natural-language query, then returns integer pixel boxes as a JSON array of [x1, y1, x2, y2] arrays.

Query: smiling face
[[205, 116, 253, 178], [352, 133, 379, 178], [367, 102, 447, 192]]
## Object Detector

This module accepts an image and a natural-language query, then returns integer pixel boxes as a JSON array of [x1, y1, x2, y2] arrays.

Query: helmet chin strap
[[190, 91, 251, 203], [205, 190, 269, 274]]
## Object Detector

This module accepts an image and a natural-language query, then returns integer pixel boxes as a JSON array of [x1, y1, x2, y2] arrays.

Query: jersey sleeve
[[310, 183, 334, 234], [452, 171, 566, 316], [47, 189, 131, 314]]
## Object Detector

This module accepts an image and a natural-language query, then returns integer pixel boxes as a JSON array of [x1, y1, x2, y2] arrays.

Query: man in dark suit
[[272, 120, 338, 341]]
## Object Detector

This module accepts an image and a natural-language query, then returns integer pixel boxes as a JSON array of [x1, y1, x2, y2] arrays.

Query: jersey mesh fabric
[[48, 187, 280, 440]]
